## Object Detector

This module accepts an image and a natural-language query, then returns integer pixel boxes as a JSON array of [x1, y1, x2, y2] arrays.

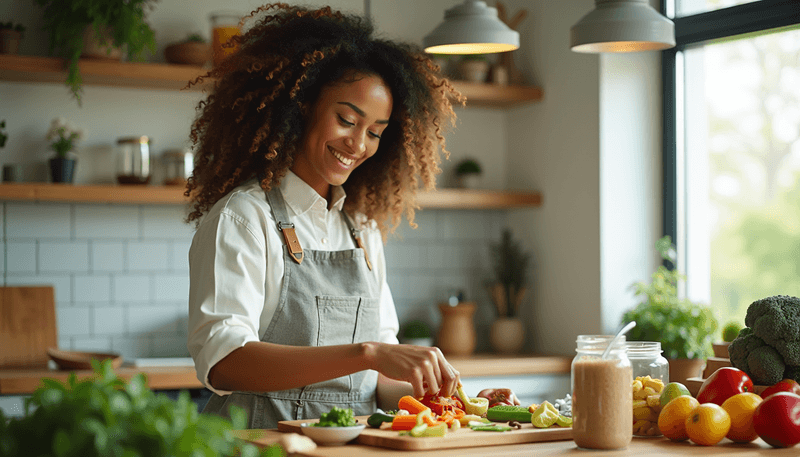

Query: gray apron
[[202, 187, 381, 429]]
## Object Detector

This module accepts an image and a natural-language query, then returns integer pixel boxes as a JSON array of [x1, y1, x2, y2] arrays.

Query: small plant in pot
[[488, 228, 531, 354], [454, 158, 482, 189], [622, 235, 719, 384], [46, 117, 85, 184], [34, 0, 158, 104], [400, 320, 434, 347], [457, 54, 490, 83], [713, 320, 743, 359], [165, 32, 212, 67], [0, 22, 26, 54]]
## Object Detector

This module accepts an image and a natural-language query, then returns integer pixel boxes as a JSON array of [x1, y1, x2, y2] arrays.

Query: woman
[[185, 3, 517, 429]]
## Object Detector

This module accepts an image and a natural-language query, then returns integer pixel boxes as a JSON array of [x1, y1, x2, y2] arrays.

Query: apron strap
[[342, 213, 373, 271], [265, 186, 304, 264]]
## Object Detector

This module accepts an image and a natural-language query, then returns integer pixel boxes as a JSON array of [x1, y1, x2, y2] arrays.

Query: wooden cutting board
[[277, 415, 572, 451], [0, 286, 57, 368]]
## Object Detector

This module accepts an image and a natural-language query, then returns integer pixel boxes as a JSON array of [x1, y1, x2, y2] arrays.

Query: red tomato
[[761, 379, 800, 400], [753, 391, 800, 448], [697, 367, 754, 406]]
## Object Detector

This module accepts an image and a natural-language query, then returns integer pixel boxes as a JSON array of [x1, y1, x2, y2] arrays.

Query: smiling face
[[291, 72, 393, 201]]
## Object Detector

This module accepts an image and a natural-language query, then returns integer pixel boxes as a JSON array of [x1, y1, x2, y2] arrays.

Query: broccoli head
[[728, 327, 786, 385], [745, 295, 800, 366], [784, 365, 800, 383]]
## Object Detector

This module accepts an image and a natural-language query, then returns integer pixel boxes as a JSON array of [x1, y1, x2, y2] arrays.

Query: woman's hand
[[477, 388, 521, 407], [364, 342, 460, 398]]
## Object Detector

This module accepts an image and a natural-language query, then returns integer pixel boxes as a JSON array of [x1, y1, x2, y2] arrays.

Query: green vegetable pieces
[[486, 404, 532, 422], [315, 406, 357, 427]]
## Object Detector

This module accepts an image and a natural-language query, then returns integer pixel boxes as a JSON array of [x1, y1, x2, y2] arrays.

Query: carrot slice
[[398, 395, 429, 415], [391, 414, 418, 431]]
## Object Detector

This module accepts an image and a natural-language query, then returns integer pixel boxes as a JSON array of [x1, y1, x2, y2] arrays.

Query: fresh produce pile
[[728, 295, 800, 386], [631, 375, 665, 436], [655, 366, 800, 448], [366, 385, 571, 438]]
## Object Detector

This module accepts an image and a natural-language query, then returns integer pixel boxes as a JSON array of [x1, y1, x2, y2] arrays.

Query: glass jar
[[571, 335, 633, 450], [628, 341, 669, 437], [162, 148, 194, 186], [116, 136, 151, 185], [210, 12, 241, 67]]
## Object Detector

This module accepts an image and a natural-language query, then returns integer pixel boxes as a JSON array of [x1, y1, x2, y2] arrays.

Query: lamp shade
[[571, 0, 675, 53], [423, 1, 520, 54]]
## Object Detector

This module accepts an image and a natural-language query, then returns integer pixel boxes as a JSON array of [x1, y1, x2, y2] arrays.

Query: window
[[664, 1, 800, 324]]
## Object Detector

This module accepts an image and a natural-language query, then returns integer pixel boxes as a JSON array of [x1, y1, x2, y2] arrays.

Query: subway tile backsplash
[[3, 202, 508, 359]]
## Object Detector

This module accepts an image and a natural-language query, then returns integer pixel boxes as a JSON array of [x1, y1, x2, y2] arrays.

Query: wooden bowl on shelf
[[164, 41, 211, 66], [47, 348, 123, 371]]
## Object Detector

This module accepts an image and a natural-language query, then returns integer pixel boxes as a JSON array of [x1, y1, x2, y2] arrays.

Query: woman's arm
[[208, 340, 460, 397], [376, 374, 413, 411]]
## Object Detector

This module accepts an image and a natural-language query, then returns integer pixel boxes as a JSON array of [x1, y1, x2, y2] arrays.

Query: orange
[[685, 403, 731, 446], [658, 395, 700, 441], [721, 392, 762, 443]]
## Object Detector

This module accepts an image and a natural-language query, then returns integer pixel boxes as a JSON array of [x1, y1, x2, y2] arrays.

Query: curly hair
[[185, 3, 463, 237]]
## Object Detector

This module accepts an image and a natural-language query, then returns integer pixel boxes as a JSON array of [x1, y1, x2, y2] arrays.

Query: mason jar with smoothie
[[571, 334, 633, 450], [210, 12, 242, 67]]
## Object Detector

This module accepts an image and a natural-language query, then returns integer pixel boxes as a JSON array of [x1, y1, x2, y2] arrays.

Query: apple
[[660, 382, 692, 407], [761, 379, 800, 400], [753, 391, 800, 448]]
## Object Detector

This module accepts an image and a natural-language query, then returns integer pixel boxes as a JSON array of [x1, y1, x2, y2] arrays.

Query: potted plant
[[399, 320, 434, 347], [488, 228, 532, 354], [164, 33, 212, 67], [714, 320, 743, 358], [46, 117, 85, 183], [34, 0, 158, 103], [0, 22, 25, 54], [457, 54, 490, 83], [454, 158, 482, 189], [622, 235, 719, 384]]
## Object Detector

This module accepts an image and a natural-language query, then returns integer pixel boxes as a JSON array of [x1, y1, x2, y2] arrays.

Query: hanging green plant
[[34, 0, 158, 104]]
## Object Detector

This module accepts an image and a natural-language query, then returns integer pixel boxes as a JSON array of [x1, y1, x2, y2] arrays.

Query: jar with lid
[[116, 136, 151, 185], [162, 148, 194, 186], [627, 341, 668, 437], [571, 334, 632, 450]]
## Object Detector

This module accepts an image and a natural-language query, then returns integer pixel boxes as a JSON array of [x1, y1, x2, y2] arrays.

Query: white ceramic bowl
[[299, 423, 366, 446]]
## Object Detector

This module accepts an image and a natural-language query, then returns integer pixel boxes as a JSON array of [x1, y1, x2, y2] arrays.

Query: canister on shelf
[[162, 148, 194, 186], [116, 136, 151, 185], [210, 12, 241, 67]]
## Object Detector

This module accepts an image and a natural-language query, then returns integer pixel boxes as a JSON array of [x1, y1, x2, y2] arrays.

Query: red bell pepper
[[761, 379, 800, 400], [419, 393, 464, 416], [697, 367, 754, 405], [753, 392, 800, 448]]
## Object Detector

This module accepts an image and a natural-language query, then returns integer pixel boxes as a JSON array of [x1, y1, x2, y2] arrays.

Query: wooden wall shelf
[[0, 55, 543, 108], [0, 183, 541, 209]]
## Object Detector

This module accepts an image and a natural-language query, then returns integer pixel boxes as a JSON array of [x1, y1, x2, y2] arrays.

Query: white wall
[[0, 0, 665, 359]]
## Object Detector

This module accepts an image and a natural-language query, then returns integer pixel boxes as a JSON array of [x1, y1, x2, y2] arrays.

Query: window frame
[[661, 0, 800, 263]]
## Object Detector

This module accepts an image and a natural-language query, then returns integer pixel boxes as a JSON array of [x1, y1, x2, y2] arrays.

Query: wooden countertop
[[235, 429, 797, 456], [0, 354, 571, 395]]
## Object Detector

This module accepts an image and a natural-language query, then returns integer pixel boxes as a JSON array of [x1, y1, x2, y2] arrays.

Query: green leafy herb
[[0, 359, 283, 457], [314, 406, 357, 427]]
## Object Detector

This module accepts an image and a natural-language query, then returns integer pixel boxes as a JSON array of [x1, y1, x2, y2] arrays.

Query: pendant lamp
[[571, 0, 675, 53], [423, 0, 519, 54]]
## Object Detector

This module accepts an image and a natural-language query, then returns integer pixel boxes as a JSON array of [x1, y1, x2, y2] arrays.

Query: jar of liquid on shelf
[[628, 341, 669, 437], [572, 334, 633, 450], [162, 148, 194, 186], [210, 11, 241, 67], [116, 136, 151, 185]]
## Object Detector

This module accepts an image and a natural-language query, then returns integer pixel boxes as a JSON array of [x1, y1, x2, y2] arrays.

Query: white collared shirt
[[187, 171, 399, 396]]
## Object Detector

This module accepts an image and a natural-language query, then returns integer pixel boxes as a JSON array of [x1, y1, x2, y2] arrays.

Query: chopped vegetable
[[459, 414, 488, 425], [420, 392, 464, 416], [410, 422, 448, 437], [486, 405, 532, 422], [367, 412, 395, 428], [530, 401, 559, 428], [398, 395, 430, 415], [456, 385, 490, 416], [450, 420, 461, 431], [471, 424, 513, 432], [391, 414, 419, 431], [314, 406, 357, 427]]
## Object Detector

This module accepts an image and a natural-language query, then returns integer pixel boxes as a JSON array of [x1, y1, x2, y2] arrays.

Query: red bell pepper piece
[[697, 367, 754, 405]]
